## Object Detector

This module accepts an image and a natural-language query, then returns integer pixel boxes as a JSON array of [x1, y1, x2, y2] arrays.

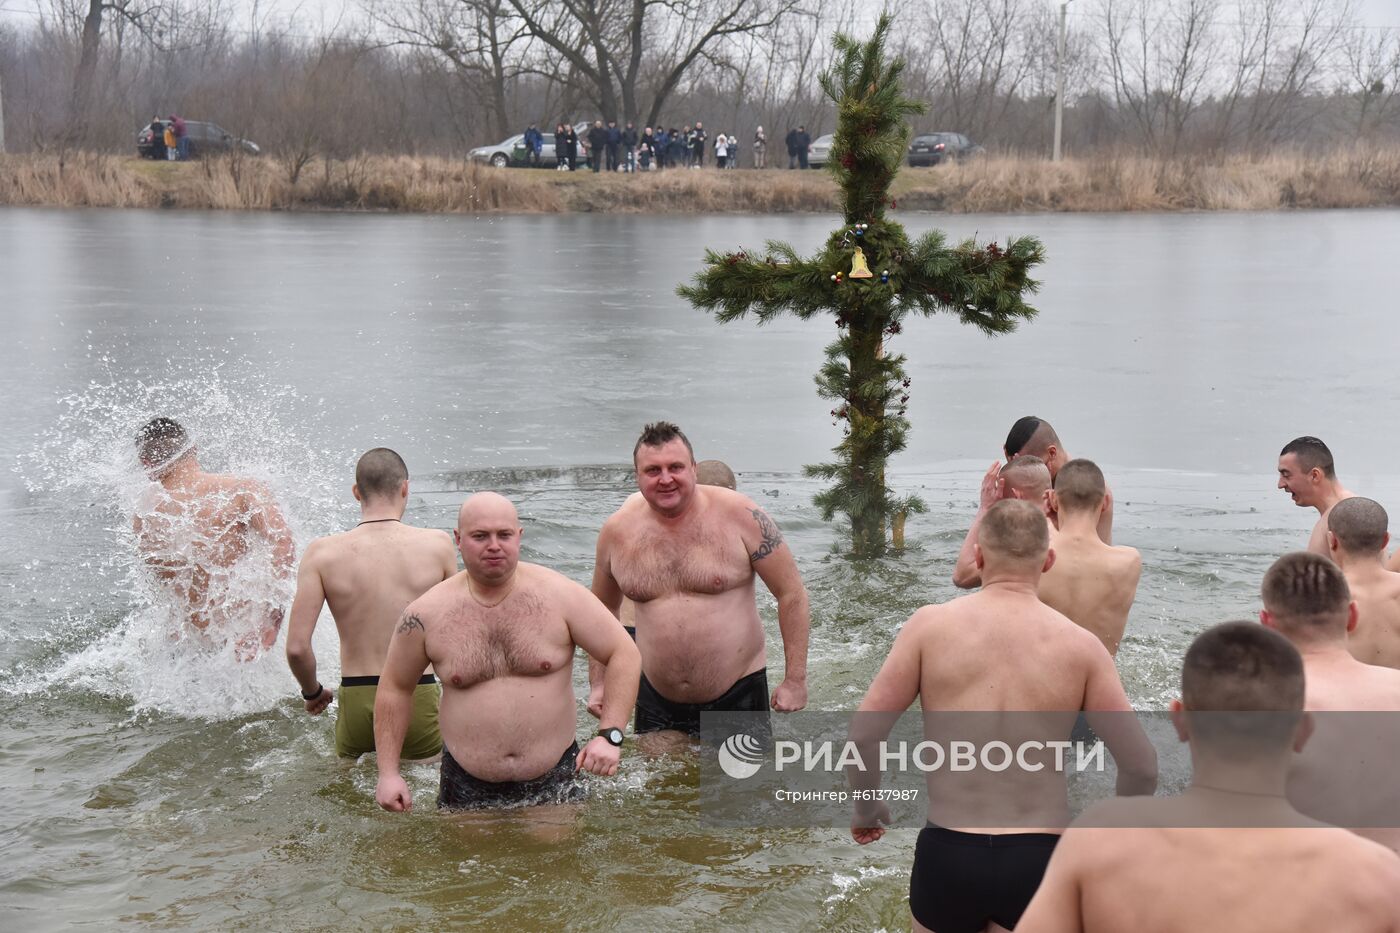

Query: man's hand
[[979, 460, 1004, 511], [771, 677, 808, 712], [586, 684, 605, 720], [851, 801, 892, 845], [575, 736, 621, 776], [304, 685, 334, 715], [376, 774, 413, 812]]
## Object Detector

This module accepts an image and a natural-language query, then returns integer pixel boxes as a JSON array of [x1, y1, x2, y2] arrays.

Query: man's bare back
[[1039, 529, 1141, 656], [1344, 567, 1400, 670], [294, 521, 456, 676], [1020, 796, 1400, 933]]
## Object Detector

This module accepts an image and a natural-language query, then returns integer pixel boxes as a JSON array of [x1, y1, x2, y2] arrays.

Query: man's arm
[[848, 611, 926, 844], [1082, 642, 1158, 797], [586, 522, 626, 718], [565, 578, 641, 777], [745, 504, 809, 712], [245, 483, 296, 579], [953, 462, 1003, 589], [1015, 830, 1087, 933], [373, 608, 431, 811], [285, 540, 332, 714]]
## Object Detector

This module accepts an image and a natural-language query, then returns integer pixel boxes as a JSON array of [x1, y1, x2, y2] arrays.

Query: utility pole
[[1053, 0, 1070, 162]]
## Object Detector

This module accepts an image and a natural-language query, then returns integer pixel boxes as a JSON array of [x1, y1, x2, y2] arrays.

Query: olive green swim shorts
[[335, 674, 442, 760]]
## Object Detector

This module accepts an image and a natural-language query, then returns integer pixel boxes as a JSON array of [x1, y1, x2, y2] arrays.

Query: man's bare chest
[[428, 590, 574, 690], [611, 524, 751, 602]]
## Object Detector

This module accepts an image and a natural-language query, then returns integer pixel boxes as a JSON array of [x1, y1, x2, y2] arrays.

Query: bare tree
[[1343, 21, 1400, 140]]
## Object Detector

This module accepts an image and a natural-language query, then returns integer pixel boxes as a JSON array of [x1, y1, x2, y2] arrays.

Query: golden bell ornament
[[849, 247, 874, 279]]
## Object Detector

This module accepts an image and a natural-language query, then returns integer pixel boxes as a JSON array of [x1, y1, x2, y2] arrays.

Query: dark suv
[[137, 120, 261, 159], [907, 132, 982, 167]]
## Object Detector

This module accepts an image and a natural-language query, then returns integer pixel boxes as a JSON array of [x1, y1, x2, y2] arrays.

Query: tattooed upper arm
[[396, 612, 425, 636], [749, 508, 784, 562]]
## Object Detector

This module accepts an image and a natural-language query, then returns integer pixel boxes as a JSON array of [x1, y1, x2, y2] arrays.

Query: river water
[[1, 207, 1397, 930]]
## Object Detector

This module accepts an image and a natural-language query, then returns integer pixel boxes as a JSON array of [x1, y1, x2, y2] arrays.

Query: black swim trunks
[[437, 743, 585, 810], [634, 668, 769, 736], [909, 824, 1060, 932]]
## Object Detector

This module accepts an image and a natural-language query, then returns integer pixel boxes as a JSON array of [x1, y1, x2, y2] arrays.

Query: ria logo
[[717, 733, 765, 779]]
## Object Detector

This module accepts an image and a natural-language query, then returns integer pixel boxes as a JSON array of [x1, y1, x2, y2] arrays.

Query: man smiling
[[1276, 436, 1354, 555]]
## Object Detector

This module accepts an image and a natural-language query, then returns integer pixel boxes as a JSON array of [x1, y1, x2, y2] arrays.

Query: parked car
[[907, 132, 983, 167], [807, 133, 833, 168], [472, 123, 592, 168], [136, 120, 260, 159]]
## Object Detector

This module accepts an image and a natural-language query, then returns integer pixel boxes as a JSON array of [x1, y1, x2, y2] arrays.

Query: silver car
[[807, 133, 833, 168]]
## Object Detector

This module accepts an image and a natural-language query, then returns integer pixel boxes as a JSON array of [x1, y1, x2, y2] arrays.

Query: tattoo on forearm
[[750, 509, 784, 562], [397, 613, 424, 635]]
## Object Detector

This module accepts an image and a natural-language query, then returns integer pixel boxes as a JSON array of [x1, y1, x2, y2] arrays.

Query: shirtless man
[[374, 492, 640, 811], [285, 448, 458, 759], [1261, 551, 1400, 853], [952, 455, 1052, 589], [1038, 460, 1142, 656], [1004, 415, 1113, 543], [1327, 497, 1400, 669], [591, 422, 809, 735], [1018, 621, 1400, 933], [1276, 435, 1354, 555], [132, 417, 295, 659], [851, 500, 1157, 933]]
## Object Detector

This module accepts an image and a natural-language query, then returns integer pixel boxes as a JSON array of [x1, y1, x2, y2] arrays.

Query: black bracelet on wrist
[[301, 683, 324, 700]]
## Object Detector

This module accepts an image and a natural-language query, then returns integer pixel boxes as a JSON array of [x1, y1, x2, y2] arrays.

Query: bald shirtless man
[[374, 493, 640, 811], [1261, 551, 1400, 853], [851, 500, 1157, 933], [591, 422, 809, 735], [1004, 415, 1113, 543], [1276, 435, 1354, 555], [1018, 621, 1400, 933], [952, 455, 1052, 589], [132, 417, 295, 659], [1327, 498, 1400, 669], [1038, 460, 1142, 656], [285, 448, 458, 759]]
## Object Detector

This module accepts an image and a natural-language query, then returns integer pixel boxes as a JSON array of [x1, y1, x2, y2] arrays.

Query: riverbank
[[2, 148, 1398, 213]]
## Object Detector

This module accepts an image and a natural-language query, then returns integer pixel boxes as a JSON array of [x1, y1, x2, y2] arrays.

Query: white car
[[469, 135, 525, 168], [808, 133, 833, 168]]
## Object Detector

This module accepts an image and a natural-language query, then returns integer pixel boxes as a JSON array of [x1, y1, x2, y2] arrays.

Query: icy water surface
[[1, 208, 1398, 930]]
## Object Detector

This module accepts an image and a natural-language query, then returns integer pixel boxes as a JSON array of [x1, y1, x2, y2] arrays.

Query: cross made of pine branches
[[678, 14, 1046, 558]]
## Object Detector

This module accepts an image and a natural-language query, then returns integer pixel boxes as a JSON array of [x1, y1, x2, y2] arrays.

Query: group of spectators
[[147, 114, 189, 161], [518, 120, 817, 172]]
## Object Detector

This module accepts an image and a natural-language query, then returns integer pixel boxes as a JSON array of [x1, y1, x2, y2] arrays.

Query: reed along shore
[[2, 148, 1398, 214]]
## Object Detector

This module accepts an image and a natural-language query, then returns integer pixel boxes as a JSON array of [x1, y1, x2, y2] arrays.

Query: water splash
[[9, 358, 346, 719]]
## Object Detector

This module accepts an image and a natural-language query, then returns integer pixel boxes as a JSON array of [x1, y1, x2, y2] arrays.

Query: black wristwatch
[[598, 727, 624, 747]]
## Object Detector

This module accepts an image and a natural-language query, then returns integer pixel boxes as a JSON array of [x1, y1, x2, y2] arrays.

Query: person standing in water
[[132, 417, 295, 659], [285, 448, 458, 759]]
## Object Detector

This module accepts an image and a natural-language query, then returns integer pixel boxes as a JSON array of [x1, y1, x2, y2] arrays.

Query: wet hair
[[1261, 551, 1351, 637], [633, 421, 694, 463], [696, 459, 737, 489], [1328, 497, 1388, 555], [135, 417, 190, 468], [1000, 456, 1051, 501], [1004, 416, 1060, 459], [1280, 436, 1335, 479], [355, 447, 408, 501], [978, 499, 1049, 562], [1054, 459, 1106, 513], [1181, 621, 1304, 750]]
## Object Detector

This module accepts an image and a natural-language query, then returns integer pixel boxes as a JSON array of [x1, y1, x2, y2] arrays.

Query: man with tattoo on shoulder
[[589, 422, 810, 736], [374, 492, 640, 811]]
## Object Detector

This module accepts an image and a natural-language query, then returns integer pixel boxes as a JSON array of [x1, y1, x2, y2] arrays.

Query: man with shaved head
[[285, 448, 458, 760], [1018, 621, 1400, 932], [1326, 497, 1400, 670], [374, 492, 641, 811], [1038, 460, 1142, 656], [1276, 436, 1355, 555], [851, 499, 1156, 933], [952, 456, 1053, 589], [592, 422, 810, 735], [1004, 415, 1114, 544], [1261, 551, 1400, 854]]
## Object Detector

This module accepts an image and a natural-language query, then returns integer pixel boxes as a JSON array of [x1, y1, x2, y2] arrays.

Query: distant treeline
[[0, 0, 1396, 173]]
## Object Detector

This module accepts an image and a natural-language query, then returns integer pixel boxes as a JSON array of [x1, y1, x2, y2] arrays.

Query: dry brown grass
[[2, 148, 1398, 214]]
